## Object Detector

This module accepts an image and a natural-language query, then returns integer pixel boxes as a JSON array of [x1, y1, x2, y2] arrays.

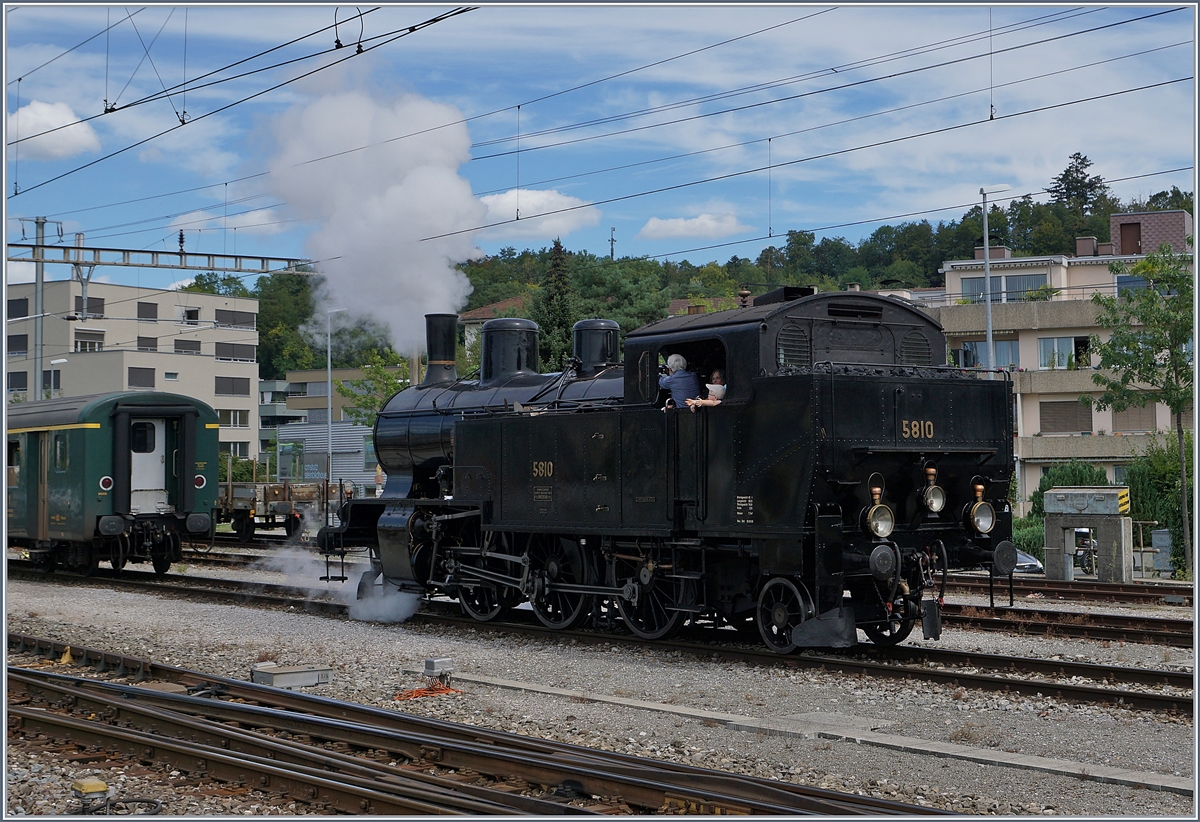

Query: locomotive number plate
[[531, 460, 554, 478], [900, 419, 934, 439]]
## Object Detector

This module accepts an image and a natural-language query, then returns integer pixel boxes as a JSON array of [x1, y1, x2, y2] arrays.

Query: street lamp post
[[980, 184, 1011, 375], [326, 307, 347, 524]]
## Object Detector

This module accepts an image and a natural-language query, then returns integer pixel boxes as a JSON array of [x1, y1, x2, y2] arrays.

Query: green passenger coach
[[6, 391, 219, 575]]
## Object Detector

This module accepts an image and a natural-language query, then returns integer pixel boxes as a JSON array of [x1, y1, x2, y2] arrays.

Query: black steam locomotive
[[323, 288, 1016, 651]]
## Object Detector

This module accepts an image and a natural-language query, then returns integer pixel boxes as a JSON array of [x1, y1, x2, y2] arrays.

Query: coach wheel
[[151, 535, 176, 576], [111, 534, 128, 574], [757, 577, 812, 654], [283, 513, 301, 538], [234, 514, 255, 544], [611, 555, 691, 640], [527, 535, 593, 630], [79, 546, 101, 578]]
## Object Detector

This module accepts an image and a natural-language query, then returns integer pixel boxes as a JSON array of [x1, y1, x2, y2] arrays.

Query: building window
[[1116, 275, 1147, 294], [42, 369, 61, 391], [74, 296, 105, 318], [1040, 400, 1093, 434], [214, 342, 256, 362], [1004, 273, 1048, 301], [164, 371, 179, 381], [54, 433, 69, 472], [218, 441, 250, 458], [174, 339, 201, 355], [74, 330, 105, 353], [215, 376, 251, 396], [1113, 464, 1129, 484], [137, 301, 159, 320], [179, 307, 200, 325], [1038, 336, 1088, 370], [137, 336, 158, 352], [959, 340, 1019, 370], [1112, 403, 1157, 433], [214, 309, 256, 329], [304, 382, 327, 397], [307, 407, 329, 424], [7, 334, 28, 355], [7, 298, 28, 319], [128, 367, 155, 389], [218, 409, 250, 428], [7, 371, 28, 391]]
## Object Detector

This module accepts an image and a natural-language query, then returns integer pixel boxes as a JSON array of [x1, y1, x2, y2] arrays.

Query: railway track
[[944, 574, 1193, 606], [9, 564, 1191, 715], [7, 635, 934, 815], [939, 604, 1192, 647]]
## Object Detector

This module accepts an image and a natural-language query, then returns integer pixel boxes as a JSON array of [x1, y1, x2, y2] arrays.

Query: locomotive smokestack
[[421, 314, 459, 386]]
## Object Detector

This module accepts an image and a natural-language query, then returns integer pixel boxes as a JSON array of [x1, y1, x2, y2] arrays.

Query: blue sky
[[4, 3, 1196, 349]]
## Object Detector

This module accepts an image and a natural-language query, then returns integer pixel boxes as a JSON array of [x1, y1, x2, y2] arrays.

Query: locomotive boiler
[[322, 289, 1017, 651]]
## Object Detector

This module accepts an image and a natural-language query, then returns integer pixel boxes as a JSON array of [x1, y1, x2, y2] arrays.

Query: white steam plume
[[265, 90, 487, 352], [253, 547, 421, 624]]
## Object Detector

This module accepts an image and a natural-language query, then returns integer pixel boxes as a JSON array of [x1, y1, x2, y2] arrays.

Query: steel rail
[[944, 574, 1193, 605], [940, 605, 1192, 647], [9, 569, 1191, 711], [6, 648, 932, 816], [8, 669, 589, 815]]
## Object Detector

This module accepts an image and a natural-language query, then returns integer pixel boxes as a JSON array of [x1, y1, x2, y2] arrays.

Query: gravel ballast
[[4, 566, 1195, 817]]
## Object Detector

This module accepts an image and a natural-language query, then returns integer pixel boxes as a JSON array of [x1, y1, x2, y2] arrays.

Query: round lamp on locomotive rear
[[923, 485, 946, 512], [866, 504, 895, 538], [194, 474, 207, 489], [968, 501, 996, 534]]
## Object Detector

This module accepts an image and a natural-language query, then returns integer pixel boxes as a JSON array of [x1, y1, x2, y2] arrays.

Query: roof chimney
[[1075, 237, 1098, 257], [846, 282, 861, 291]]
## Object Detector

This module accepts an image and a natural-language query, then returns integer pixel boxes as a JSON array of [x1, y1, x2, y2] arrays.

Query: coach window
[[132, 422, 156, 453], [53, 434, 69, 472], [7, 440, 20, 487]]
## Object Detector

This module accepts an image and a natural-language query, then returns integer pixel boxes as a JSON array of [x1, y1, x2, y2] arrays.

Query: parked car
[[1013, 549, 1044, 574]]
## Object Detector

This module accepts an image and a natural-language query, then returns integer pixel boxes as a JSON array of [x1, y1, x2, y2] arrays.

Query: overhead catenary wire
[[473, 40, 1192, 197], [6, 6, 475, 199], [468, 7, 1187, 161], [110, 7, 177, 112], [7, 7, 144, 85], [15, 5, 1125, 218], [422, 78, 1194, 242], [7, 6, 384, 147]]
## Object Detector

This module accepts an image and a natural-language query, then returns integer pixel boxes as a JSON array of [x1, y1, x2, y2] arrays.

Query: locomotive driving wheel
[[756, 577, 813, 654], [610, 554, 692, 640], [456, 550, 516, 622], [526, 535, 592, 630]]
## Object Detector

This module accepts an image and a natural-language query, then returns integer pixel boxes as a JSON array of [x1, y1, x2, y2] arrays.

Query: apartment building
[[910, 210, 1193, 512], [5, 280, 261, 458]]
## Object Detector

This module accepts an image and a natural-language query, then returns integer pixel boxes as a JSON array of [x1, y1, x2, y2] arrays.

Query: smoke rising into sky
[[264, 89, 486, 353]]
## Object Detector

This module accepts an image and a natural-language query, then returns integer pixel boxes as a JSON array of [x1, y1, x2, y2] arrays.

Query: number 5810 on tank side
[[321, 288, 1018, 652]]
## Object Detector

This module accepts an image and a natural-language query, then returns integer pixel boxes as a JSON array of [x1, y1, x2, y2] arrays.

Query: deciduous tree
[[1087, 238, 1194, 573]]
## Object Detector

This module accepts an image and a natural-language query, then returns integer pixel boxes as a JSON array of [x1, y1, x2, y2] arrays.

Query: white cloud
[[167, 208, 286, 236], [6, 100, 100, 160], [6, 262, 36, 284], [637, 212, 751, 240], [477, 189, 601, 241]]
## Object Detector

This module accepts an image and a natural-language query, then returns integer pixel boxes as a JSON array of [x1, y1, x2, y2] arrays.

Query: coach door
[[36, 433, 50, 541], [130, 419, 169, 513]]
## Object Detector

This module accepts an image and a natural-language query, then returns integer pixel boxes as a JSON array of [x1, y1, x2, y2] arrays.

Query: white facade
[[6, 280, 261, 458]]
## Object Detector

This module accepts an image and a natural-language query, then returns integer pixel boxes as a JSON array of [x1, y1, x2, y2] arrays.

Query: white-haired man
[[658, 353, 701, 408]]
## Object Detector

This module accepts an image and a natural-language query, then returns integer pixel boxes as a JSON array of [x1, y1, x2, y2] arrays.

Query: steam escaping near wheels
[[348, 589, 421, 623]]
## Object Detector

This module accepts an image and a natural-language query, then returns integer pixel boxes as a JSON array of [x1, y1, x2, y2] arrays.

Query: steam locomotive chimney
[[421, 314, 459, 386]]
